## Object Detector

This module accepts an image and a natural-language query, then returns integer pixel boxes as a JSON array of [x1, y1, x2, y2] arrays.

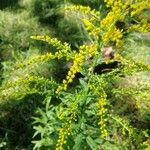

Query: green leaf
[[45, 96, 51, 113], [79, 79, 88, 89], [33, 125, 47, 137], [86, 136, 99, 150], [73, 134, 84, 150], [94, 137, 104, 144], [0, 141, 6, 148]]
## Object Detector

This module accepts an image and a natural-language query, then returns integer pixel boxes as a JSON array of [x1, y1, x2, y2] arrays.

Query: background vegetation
[[0, 0, 150, 149]]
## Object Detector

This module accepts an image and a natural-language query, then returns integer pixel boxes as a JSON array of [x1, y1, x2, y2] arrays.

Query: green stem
[[0, 126, 17, 133]]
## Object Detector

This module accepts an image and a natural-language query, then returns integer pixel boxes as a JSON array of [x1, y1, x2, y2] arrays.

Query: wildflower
[[102, 27, 123, 47], [82, 19, 100, 37], [131, 1, 150, 17], [97, 94, 108, 137], [142, 139, 150, 150], [56, 44, 97, 93], [65, 5, 100, 17], [128, 18, 150, 33], [56, 126, 71, 150], [31, 35, 71, 60]]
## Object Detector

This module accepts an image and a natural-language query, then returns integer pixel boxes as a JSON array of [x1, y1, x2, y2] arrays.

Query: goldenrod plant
[[0, 0, 150, 149], [30, 1, 150, 150]]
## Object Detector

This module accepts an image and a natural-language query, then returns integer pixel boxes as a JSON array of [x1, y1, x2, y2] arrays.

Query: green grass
[[0, 2, 53, 61], [114, 32, 150, 128]]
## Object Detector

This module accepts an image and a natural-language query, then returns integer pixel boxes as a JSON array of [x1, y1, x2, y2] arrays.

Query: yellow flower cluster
[[56, 125, 71, 150], [15, 36, 72, 69], [100, 1, 129, 46], [56, 52, 84, 93], [131, 1, 150, 17], [89, 77, 109, 137], [31, 35, 71, 59], [66, 1, 149, 51], [56, 44, 97, 93], [27, 52, 54, 66], [104, 0, 150, 22], [0, 75, 50, 101], [59, 101, 78, 122], [100, 10, 118, 29], [104, 0, 130, 9], [102, 27, 123, 47], [65, 5, 100, 17], [56, 101, 78, 150], [129, 19, 150, 32], [142, 139, 150, 150], [82, 18, 100, 37], [14, 52, 55, 69], [65, 5, 91, 14], [65, 5, 101, 38], [104, 0, 115, 7], [97, 95, 108, 137], [101, 0, 129, 28]]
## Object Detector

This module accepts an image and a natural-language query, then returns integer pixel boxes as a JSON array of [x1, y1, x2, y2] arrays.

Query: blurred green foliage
[[0, 0, 19, 9]]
